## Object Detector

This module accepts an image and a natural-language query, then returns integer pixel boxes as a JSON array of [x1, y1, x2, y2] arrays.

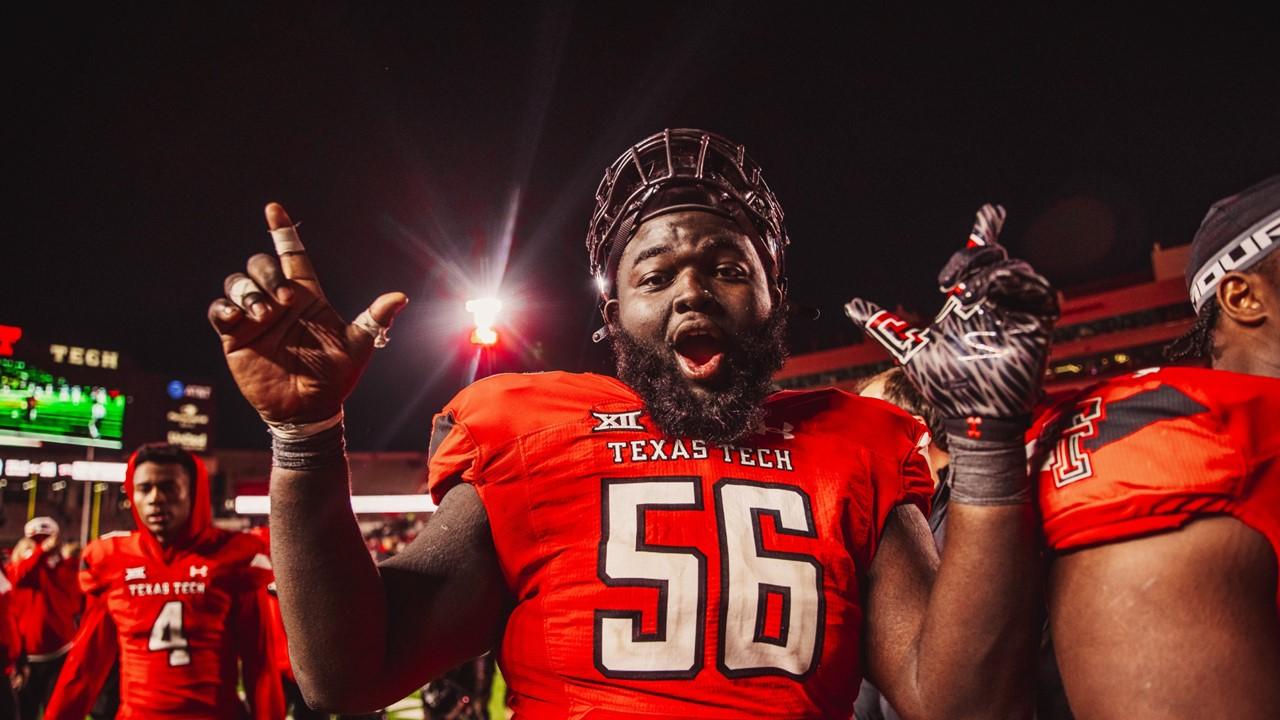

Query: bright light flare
[[466, 297, 503, 347]]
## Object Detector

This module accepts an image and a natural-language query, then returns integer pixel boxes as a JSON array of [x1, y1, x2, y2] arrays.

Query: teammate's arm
[[864, 502, 1038, 719], [235, 588, 286, 720], [1050, 516, 1280, 719], [848, 206, 1054, 719], [5, 541, 47, 587], [269, 467, 509, 712], [43, 594, 118, 720]]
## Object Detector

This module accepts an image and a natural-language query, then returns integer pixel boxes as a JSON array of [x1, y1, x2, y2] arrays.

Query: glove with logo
[[846, 205, 1058, 503]]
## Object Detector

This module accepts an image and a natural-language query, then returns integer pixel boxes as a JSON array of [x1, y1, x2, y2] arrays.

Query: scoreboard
[[0, 324, 214, 454], [1, 357, 127, 449]]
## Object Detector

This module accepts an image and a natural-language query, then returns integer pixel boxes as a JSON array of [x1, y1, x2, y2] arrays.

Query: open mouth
[[673, 330, 725, 382]]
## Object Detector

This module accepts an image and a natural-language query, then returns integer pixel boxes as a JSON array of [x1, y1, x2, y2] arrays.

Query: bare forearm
[[270, 461, 387, 709], [913, 502, 1038, 719]]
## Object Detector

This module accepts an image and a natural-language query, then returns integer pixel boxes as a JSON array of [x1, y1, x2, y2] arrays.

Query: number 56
[[594, 477, 824, 681]]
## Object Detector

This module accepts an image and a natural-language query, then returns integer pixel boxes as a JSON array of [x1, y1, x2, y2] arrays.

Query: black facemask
[[610, 306, 788, 445]]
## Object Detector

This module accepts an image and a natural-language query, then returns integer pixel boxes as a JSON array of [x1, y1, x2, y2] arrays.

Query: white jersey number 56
[[594, 477, 823, 680]]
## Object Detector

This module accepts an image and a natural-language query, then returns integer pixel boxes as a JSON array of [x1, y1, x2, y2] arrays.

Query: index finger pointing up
[[265, 202, 322, 291]]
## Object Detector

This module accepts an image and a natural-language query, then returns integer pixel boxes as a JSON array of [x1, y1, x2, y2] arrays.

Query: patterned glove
[[845, 204, 1059, 441]]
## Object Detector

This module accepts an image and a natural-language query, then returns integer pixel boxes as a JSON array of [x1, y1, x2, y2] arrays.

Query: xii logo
[[1047, 397, 1104, 487], [591, 410, 645, 432]]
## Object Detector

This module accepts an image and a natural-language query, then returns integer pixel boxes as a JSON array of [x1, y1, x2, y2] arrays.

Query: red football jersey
[[0, 570, 19, 674], [1033, 366, 1280, 608], [46, 450, 283, 720], [428, 372, 933, 719], [5, 540, 82, 660]]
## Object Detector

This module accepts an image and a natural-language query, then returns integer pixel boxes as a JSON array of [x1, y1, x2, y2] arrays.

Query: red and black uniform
[[45, 450, 285, 719], [5, 536, 81, 663], [0, 569, 20, 717], [1033, 366, 1280, 609], [428, 372, 932, 719]]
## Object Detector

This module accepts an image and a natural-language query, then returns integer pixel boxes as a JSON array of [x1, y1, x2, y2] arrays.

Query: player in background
[[1032, 174, 1280, 718], [208, 129, 1057, 719], [5, 516, 81, 719], [44, 443, 284, 719], [0, 565, 20, 718]]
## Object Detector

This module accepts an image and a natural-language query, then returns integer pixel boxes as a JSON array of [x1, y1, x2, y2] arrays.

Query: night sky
[[7, 4, 1277, 451]]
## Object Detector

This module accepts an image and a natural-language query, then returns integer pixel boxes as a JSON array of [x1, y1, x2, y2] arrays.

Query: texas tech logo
[[1047, 397, 1104, 487], [863, 310, 932, 364], [591, 410, 645, 432]]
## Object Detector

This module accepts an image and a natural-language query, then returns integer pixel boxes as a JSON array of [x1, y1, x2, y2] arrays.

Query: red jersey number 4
[[149, 600, 191, 667], [593, 476, 823, 681]]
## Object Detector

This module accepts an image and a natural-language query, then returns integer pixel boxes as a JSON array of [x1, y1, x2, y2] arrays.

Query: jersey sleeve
[[78, 538, 113, 596], [426, 405, 482, 504], [43, 593, 118, 720], [235, 588, 286, 720], [863, 411, 935, 566], [225, 533, 276, 595], [6, 542, 46, 587], [1037, 382, 1241, 552]]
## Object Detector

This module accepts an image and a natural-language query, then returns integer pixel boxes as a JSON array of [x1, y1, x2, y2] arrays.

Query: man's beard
[[610, 308, 788, 445]]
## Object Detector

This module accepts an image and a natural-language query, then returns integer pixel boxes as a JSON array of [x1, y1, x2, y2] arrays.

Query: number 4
[[149, 600, 191, 666]]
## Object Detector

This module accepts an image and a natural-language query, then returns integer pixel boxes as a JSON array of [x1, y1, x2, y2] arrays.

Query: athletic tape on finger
[[352, 309, 391, 348], [228, 276, 266, 310], [271, 226, 305, 254]]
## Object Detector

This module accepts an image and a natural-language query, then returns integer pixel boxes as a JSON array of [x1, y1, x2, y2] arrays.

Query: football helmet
[[586, 128, 789, 300]]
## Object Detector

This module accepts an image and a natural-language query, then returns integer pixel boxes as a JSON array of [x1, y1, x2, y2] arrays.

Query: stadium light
[[233, 494, 438, 515], [465, 297, 503, 347], [71, 461, 128, 482]]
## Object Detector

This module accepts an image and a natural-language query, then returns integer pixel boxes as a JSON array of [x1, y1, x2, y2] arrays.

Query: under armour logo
[[189, 565, 208, 578], [591, 410, 645, 432], [965, 416, 983, 439], [125, 566, 147, 581]]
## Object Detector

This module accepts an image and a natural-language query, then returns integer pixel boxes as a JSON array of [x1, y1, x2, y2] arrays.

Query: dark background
[[6, 3, 1277, 450]]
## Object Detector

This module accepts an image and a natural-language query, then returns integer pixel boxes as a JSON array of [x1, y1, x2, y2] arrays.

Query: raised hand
[[207, 203, 408, 425], [845, 204, 1058, 435]]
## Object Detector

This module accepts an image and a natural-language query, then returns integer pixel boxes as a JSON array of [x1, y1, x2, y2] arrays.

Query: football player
[[0, 566, 19, 718], [1031, 174, 1280, 718], [5, 516, 81, 719], [208, 129, 1057, 718], [44, 443, 284, 719]]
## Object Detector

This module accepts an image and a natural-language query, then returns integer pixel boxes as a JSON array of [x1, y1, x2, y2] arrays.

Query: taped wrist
[[945, 434, 1030, 506], [271, 421, 347, 471]]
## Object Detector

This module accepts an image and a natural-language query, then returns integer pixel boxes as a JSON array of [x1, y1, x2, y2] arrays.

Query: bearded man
[[207, 129, 1057, 719]]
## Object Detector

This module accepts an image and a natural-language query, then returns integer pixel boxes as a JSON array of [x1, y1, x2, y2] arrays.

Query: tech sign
[[0, 324, 121, 370]]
